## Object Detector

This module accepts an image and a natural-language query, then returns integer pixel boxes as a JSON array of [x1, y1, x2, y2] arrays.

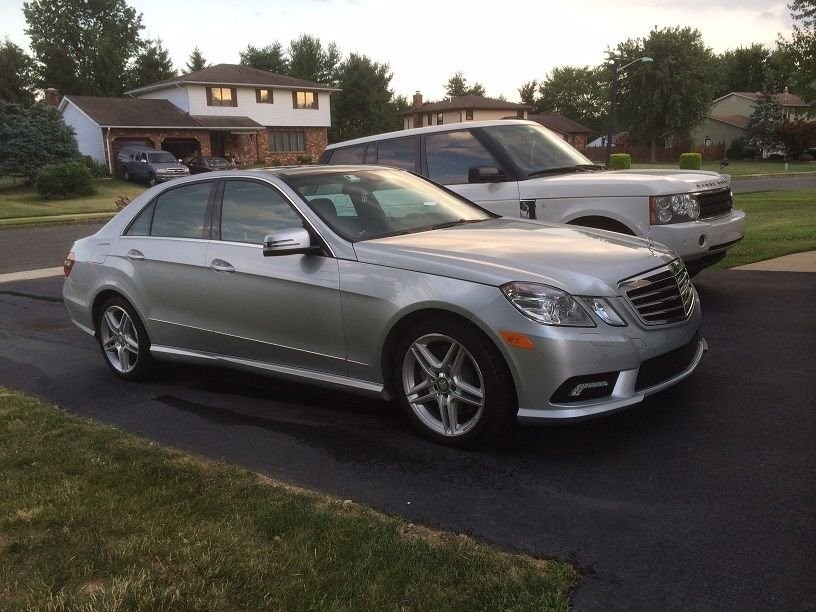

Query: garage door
[[162, 138, 201, 162]]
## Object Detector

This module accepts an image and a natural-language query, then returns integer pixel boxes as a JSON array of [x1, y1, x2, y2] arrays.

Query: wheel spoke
[[410, 390, 437, 405], [406, 376, 434, 396], [440, 341, 460, 368], [412, 344, 441, 376], [123, 335, 139, 352], [436, 394, 454, 435], [452, 378, 483, 407], [104, 310, 121, 333], [117, 345, 129, 370], [102, 337, 117, 351]]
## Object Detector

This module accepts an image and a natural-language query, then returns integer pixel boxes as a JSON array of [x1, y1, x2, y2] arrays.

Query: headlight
[[501, 282, 595, 327], [650, 193, 700, 224]]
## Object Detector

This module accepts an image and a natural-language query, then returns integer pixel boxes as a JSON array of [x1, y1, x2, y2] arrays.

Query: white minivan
[[319, 120, 745, 275]]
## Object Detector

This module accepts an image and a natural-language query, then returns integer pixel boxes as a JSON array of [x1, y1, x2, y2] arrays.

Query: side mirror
[[468, 166, 503, 183], [178, 158, 183, 163], [140, 158, 147, 163], [263, 227, 319, 256]]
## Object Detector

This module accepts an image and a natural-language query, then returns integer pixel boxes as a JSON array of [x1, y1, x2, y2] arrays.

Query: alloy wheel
[[99, 305, 140, 374]]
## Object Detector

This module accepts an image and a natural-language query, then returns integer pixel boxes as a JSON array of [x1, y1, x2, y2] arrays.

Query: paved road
[[0, 271, 813, 611], [731, 174, 816, 193], [0, 221, 105, 274]]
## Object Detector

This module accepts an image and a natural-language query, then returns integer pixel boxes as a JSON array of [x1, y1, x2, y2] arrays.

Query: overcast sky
[[0, 0, 795, 101]]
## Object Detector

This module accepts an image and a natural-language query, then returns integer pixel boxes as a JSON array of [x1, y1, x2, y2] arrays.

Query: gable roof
[[712, 91, 810, 107], [401, 94, 531, 115], [528, 113, 592, 134], [60, 96, 261, 129], [126, 63, 340, 96], [708, 114, 750, 129]]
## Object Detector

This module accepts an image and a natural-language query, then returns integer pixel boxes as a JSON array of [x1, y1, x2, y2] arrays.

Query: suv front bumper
[[649, 210, 746, 265]]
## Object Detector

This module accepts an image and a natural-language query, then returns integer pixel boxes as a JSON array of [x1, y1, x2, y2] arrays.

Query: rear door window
[[376, 137, 418, 171], [150, 182, 213, 239], [328, 144, 366, 165]]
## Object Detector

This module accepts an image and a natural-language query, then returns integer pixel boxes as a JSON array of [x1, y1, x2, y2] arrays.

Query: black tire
[[96, 296, 154, 381], [395, 316, 515, 448], [122, 167, 130, 181], [147, 173, 157, 187]]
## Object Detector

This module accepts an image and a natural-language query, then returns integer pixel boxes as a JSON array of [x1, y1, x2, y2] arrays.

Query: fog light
[[569, 381, 609, 397], [550, 372, 619, 403]]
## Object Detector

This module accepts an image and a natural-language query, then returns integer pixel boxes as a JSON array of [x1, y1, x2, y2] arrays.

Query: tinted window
[[220, 181, 302, 244], [377, 137, 417, 170], [481, 123, 591, 173], [125, 200, 155, 236], [328, 144, 366, 165], [151, 182, 212, 239], [425, 131, 499, 184]]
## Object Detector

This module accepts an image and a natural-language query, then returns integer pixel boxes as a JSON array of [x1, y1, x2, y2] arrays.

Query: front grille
[[635, 331, 701, 391], [620, 259, 694, 325], [696, 187, 733, 219], [164, 168, 187, 174]]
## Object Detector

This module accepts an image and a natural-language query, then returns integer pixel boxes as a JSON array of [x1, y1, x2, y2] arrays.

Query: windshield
[[287, 168, 492, 242], [208, 157, 228, 167], [147, 152, 178, 163], [482, 123, 594, 174]]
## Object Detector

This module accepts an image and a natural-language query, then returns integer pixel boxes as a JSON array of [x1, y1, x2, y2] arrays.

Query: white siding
[[184, 85, 332, 127], [138, 86, 190, 112], [62, 102, 105, 163]]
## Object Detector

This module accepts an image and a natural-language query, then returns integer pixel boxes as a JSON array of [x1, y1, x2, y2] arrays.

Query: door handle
[[127, 249, 145, 261], [210, 259, 235, 273]]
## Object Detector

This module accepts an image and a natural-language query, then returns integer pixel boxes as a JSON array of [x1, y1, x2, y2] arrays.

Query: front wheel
[[396, 317, 515, 448], [96, 297, 153, 380], [147, 173, 157, 187]]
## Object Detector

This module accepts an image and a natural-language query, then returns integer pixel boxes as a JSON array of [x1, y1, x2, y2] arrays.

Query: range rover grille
[[696, 187, 733, 219], [620, 259, 694, 325]]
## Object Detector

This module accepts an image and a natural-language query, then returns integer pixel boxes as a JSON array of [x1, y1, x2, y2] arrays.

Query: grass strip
[[630, 161, 816, 176], [0, 390, 578, 611], [717, 188, 816, 268]]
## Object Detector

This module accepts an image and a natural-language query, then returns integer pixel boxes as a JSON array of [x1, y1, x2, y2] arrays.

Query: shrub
[[679, 153, 702, 170], [797, 153, 814, 162], [296, 154, 313, 164], [608, 154, 631, 170], [82, 155, 109, 178], [34, 161, 96, 199]]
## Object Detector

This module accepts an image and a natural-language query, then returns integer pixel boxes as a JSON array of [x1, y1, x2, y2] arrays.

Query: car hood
[[352, 218, 675, 296], [521, 169, 730, 199]]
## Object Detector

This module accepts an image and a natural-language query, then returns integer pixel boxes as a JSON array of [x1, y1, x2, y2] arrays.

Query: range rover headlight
[[501, 282, 595, 327], [651, 193, 700, 224]]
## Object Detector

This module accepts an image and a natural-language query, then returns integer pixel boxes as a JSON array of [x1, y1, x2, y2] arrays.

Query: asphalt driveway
[[0, 270, 813, 610]]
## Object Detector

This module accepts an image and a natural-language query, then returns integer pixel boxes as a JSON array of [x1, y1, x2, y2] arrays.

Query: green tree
[[0, 100, 80, 182], [777, 0, 816, 105], [444, 71, 485, 97], [712, 45, 772, 97], [330, 53, 401, 142], [129, 39, 176, 90], [186, 47, 208, 73], [288, 35, 340, 85], [533, 66, 607, 133], [744, 89, 785, 154], [239, 43, 288, 74], [518, 80, 538, 106], [0, 38, 36, 105], [23, 0, 144, 95], [612, 26, 715, 161]]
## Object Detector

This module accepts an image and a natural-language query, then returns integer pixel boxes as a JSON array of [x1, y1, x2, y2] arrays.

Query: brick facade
[[259, 127, 328, 165]]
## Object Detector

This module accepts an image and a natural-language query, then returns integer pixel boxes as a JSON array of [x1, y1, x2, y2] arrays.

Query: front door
[[205, 179, 346, 375], [210, 131, 225, 157]]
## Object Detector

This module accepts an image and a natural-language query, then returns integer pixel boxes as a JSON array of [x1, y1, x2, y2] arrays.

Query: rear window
[[376, 137, 417, 171], [328, 144, 366, 165]]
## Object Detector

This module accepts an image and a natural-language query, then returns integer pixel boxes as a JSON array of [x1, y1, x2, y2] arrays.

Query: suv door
[[422, 130, 520, 216], [205, 179, 345, 375], [116, 180, 215, 351]]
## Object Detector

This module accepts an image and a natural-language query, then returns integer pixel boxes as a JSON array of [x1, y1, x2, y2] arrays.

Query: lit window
[[293, 91, 318, 109], [256, 89, 273, 104], [207, 87, 237, 107]]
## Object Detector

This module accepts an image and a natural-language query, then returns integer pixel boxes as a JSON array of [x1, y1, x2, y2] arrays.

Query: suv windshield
[[482, 123, 597, 175], [287, 168, 492, 242], [147, 152, 178, 163]]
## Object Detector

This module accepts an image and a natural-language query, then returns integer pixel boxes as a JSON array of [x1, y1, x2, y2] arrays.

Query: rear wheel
[[396, 317, 515, 448], [122, 166, 130, 181], [96, 297, 153, 380]]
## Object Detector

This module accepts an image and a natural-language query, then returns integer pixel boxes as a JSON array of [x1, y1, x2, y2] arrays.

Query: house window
[[436, 112, 443, 125], [516, 110, 525, 118], [293, 91, 318, 109], [427, 112, 433, 126], [704, 136, 712, 147], [256, 88, 273, 104], [206, 87, 237, 107], [465, 108, 474, 120], [270, 130, 306, 152]]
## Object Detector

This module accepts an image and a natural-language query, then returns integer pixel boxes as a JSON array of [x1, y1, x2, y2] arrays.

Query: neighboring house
[[691, 89, 811, 150], [527, 113, 593, 150], [587, 132, 629, 148], [57, 64, 340, 172], [401, 92, 530, 129]]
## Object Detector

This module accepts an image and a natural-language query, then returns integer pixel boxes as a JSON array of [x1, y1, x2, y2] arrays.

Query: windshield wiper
[[527, 164, 605, 177], [432, 218, 487, 230]]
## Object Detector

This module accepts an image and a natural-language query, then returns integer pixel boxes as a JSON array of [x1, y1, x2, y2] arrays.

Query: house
[[527, 113, 593, 150], [401, 92, 530, 130], [57, 64, 340, 173], [691, 89, 811, 150]]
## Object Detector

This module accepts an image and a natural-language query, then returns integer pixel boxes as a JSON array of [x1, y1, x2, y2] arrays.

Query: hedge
[[609, 154, 631, 170], [679, 153, 702, 170], [34, 161, 96, 199]]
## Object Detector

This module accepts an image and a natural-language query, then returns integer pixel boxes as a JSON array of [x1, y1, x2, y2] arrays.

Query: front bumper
[[649, 210, 745, 264], [475, 286, 704, 422]]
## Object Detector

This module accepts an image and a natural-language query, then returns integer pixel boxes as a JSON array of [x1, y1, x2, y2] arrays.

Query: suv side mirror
[[263, 227, 320, 256], [468, 166, 503, 183]]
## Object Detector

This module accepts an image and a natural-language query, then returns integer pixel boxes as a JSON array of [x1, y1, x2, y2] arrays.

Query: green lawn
[[0, 177, 144, 225], [630, 160, 816, 176], [0, 389, 579, 611], [716, 188, 816, 268]]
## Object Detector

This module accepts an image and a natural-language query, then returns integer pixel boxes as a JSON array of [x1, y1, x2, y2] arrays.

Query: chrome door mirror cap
[[263, 227, 317, 256]]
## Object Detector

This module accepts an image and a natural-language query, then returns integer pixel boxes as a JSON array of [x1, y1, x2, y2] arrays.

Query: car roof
[[323, 119, 537, 150], [248, 164, 408, 179]]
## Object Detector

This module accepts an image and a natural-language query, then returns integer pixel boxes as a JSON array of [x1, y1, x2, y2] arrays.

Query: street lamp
[[605, 56, 653, 167]]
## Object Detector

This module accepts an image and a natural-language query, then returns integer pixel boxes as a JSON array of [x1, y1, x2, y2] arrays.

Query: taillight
[[63, 252, 75, 277]]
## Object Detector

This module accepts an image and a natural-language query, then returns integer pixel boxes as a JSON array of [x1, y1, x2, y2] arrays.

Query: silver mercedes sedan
[[63, 166, 706, 447]]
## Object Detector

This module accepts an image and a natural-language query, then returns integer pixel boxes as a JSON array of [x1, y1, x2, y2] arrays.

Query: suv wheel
[[122, 167, 130, 181], [147, 174, 157, 187]]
